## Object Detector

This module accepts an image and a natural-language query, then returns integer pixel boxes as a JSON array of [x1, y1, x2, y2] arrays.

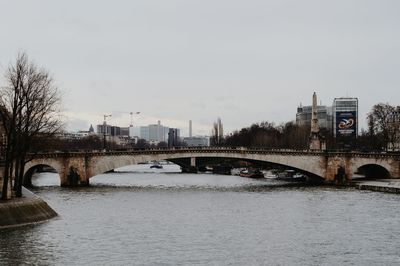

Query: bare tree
[[0, 53, 62, 199], [367, 103, 395, 150], [211, 118, 224, 146]]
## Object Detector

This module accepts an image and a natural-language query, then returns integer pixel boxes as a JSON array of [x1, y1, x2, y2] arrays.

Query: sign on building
[[335, 111, 357, 138]]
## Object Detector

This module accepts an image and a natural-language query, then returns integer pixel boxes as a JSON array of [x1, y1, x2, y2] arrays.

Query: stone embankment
[[0, 187, 57, 229], [354, 179, 400, 194]]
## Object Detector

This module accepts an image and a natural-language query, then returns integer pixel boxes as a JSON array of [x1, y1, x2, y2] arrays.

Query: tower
[[309, 92, 325, 150], [189, 120, 192, 137]]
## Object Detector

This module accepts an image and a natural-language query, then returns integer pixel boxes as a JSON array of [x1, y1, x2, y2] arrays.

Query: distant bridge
[[23, 148, 400, 186]]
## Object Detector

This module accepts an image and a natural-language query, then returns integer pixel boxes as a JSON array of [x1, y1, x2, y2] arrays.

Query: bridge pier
[[324, 155, 353, 183], [181, 166, 198, 173], [180, 157, 198, 173], [59, 157, 91, 187], [60, 166, 89, 187], [190, 157, 196, 167]]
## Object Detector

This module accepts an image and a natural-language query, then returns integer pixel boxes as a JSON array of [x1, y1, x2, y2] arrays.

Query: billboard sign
[[336, 111, 356, 138]]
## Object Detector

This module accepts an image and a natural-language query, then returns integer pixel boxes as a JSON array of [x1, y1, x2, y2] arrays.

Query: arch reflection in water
[[89, 164, 274, 189]]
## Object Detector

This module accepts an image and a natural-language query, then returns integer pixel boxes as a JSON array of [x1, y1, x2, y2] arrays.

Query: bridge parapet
[[30, 148, 328, 159]]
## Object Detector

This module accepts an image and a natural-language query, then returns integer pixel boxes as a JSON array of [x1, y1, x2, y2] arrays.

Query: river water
[[1, 164, 400, 265]]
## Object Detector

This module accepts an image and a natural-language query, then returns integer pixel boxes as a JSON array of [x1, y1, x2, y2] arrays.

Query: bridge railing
[[27, 147, 328, 158], [27, 146, 400, 159]]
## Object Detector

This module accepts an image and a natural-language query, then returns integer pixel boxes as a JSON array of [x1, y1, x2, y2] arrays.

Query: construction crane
[[130, 112, 140, 127]]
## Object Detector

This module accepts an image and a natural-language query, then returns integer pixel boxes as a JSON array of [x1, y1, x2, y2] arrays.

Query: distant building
[[148, 124, 159, 141], [140, 121, 169, 142], [110, 126, 121, 137], [97, 124, 112, 136], [332, 97, 358, 139], [183, 136, 210, 147], [97, 125, 126, 137], [96, 124, 135, 147], [332, 97, 358, 149], [140, 126, 150, 141], [114, 136, 137, 146], [129, 126, 141, 138], [296, 104, 333, 131], [57, 132, 88, 140], [168, 128, 180, 148], [120, 127, 130, 137], [388, 106, 400, 151]]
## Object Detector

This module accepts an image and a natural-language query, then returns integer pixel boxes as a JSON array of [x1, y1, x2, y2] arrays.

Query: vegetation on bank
[[0, 53, 62, 200], [220, 103, 399, 151]]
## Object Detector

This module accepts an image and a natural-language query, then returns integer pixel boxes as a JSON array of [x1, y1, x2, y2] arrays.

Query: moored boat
[[239, 169, 264, 178], [150, 163, 163, 169], [276, 170, 306, 181]]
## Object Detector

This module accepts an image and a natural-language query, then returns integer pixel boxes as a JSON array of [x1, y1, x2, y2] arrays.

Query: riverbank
[[353, 179, 400, 194], [0, 187, 57, 229]]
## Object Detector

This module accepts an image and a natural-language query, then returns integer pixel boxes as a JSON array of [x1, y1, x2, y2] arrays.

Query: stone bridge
[[23, 148, 400, 186]]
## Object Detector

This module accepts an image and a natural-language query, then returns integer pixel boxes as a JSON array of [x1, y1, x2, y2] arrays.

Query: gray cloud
[[1, 0, 399, 134]]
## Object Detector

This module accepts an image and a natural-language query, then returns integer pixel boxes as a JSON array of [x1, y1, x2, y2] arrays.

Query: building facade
[[140, 121, 169, 143], [296, 104, 333, 131], [97, 124, 111, 136], [332, 97, 358, 149], [182, 136, 210, 147], [332, 97, 358, 139], [168, 128, 180, 148], [388, 106, 400, 151]]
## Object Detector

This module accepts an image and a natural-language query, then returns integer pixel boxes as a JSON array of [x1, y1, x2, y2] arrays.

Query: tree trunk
[[1, 161, 10, 200], [16, 152, 27, 197]]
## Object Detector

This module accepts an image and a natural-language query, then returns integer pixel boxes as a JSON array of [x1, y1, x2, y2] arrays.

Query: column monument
[[309, 92, 325, 150]]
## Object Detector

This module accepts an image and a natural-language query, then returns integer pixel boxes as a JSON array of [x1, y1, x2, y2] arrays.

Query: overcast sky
[[0, 0, 399, 136]]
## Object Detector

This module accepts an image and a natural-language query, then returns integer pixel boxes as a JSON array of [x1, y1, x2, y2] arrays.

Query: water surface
[[1, 164, 399, 265]]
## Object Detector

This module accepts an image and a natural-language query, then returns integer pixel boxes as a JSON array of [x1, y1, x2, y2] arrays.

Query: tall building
[[148, 124, 159, 142], [296, 104, 333, 131], [97, 124, 112, 135], [110, 126, 121, 137], [168, 128, 180, 148], [97, 125, 129, 137], [189, 120, 192, 137], [333, 97, 358, 139], [140, 121, 169, 142], [140, 126, 150, 141], [129, 126, 141, 138], [388, 106, 400, 151], [120, 127, 130, 137]]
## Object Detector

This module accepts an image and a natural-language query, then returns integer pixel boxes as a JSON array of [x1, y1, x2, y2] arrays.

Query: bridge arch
[[24, 164, 61, 187], [88, 151, 324, 180], [356, 164, 391, 179], [349, 156, 394, 180]]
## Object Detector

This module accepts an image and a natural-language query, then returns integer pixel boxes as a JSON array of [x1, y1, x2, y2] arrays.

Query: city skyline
[[1, 0, 399, 136]]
